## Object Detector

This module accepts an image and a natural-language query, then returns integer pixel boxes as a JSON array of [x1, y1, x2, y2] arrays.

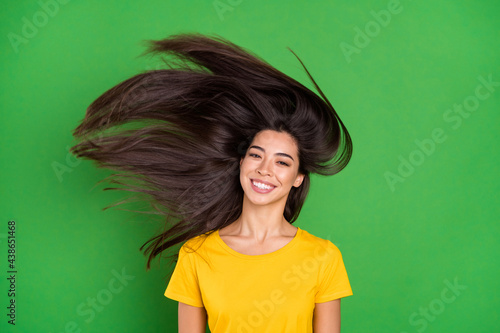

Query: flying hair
[[70, 33, 353, 270]]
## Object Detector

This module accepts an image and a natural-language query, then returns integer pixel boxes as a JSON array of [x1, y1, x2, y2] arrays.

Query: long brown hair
[[70, 33, 352, 269]]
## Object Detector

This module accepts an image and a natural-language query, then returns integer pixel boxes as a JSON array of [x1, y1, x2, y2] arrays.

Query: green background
[[1, 0, 499, 332]]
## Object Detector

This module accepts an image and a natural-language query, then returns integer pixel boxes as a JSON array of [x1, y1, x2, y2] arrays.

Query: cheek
[[239, 160, 250, 184], [239, 159, 248, 173], [276, 169, 298, 186]]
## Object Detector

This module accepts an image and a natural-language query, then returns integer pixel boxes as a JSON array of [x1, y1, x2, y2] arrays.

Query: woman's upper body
[[166, 225, 352, 332], [165, 130, 352, 332]]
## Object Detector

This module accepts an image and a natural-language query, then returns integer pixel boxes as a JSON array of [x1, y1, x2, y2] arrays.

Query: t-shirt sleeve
[[164, 244, 204, 307], [315, 241, 353, 303]]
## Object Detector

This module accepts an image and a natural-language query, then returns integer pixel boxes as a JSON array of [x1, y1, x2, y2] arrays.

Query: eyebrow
[[248, 145, 295, 161]]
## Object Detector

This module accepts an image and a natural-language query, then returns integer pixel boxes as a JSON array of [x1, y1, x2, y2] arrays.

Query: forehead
[[250, 130, 299, 156]]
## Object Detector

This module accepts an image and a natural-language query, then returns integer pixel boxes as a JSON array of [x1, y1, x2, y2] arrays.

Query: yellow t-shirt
[[165, 227, 353, 332]]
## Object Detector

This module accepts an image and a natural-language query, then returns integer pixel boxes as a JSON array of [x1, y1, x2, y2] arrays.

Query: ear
[[293, 173, 305, 188], [239, 157, 243, 166]]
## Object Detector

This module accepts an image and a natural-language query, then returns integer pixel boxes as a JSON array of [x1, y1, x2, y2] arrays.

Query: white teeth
[[252, 181, 274, 190]]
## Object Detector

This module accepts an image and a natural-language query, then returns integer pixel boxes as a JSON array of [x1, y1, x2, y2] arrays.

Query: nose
[[256, 158, 273, 177]]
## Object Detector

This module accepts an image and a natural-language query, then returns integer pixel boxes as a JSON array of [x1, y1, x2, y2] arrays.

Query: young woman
[[71, 33, 353, 332]]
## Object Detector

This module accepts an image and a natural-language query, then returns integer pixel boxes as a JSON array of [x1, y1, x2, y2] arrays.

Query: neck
[[230, 195, 294, 240]]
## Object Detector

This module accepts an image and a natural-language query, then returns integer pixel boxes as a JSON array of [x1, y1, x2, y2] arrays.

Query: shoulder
[[298, 228, 343, 258], [299, 228, 340, 250], [180, 230, 217, 254]]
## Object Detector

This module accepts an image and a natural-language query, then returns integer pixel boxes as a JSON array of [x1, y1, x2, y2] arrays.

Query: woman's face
[[239, 130, 304, 207]]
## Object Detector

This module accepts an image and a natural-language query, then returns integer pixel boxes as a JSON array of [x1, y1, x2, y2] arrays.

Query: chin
[[244, 191, 286, 208]]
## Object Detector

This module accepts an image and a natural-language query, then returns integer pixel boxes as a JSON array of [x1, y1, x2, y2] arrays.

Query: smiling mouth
[[251, 179, 276, 193]]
